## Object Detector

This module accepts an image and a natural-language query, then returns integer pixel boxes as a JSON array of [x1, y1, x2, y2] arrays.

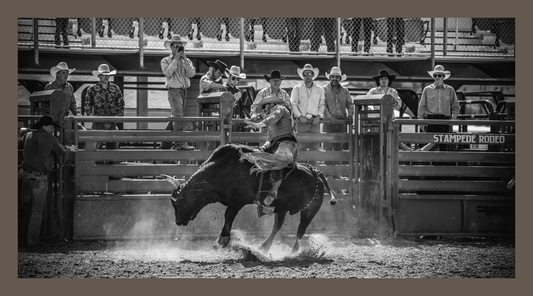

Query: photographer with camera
[[160, 35, 196, 151]]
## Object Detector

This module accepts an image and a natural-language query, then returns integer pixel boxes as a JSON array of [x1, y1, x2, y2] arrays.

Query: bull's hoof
[[329, 199, 337, 206], [217, 236, 230, 248]]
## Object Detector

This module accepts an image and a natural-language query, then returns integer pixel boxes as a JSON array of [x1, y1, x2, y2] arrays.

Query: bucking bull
[[161, 143, 336, 254]]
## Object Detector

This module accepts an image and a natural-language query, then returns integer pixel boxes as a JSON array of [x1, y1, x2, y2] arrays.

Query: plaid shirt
[[251, 87, 291, 117], [84, 82, 124, 116], [322, 83, 354, 120], [44, 80, 78, 116]]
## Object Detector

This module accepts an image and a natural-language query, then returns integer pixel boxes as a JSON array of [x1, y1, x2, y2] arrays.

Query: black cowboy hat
[[264, 70, 286, 82], [372, 69, 396, 83], [31, 115, 62, 129], [207, 60, 228, 73]]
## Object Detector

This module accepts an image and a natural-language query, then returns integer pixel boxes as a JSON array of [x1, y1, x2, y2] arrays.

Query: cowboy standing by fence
[[44, 62, 80, 118], [18, 116, 77, 248], [161, 35, 196, 150], [250, 70, 292, 122]]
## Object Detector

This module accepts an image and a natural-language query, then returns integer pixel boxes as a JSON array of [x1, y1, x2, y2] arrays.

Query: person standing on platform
[[290, 64, 325, 164], [84, 64, 124, 151], [322, 67, 353, 154], [418, 65, 460, 151], [160, 35, 196, 150]]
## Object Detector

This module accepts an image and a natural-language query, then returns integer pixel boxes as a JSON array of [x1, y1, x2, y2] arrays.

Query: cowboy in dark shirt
[[18, 116, 77, 247]]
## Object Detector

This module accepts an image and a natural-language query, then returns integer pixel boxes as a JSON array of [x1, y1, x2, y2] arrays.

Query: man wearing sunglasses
[[224, 65, 249, 131], [290, 64, 325, 164], [418, 65, 460, 151]]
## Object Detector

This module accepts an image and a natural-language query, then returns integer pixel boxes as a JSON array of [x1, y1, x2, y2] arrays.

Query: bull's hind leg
[[292, 202, 322, 254], [259, 211, 288, 254], [218, 205, 243, 248]]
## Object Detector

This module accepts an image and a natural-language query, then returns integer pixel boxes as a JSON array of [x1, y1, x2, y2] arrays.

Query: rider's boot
[[264, 170, 283, 206]]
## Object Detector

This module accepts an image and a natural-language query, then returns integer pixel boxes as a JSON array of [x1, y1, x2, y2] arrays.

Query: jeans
[[168, 88, 188, 145], [18, 169, 49, 246], [92, 122, 118, 150], [55, 18, 69, 46]]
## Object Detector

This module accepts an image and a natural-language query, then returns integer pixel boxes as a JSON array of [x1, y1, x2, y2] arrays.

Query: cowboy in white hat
[[243, 96, 298, 213], [160, 35, 196, 150], [19, 115, 77, 247], [250, 70, 292, 122], [417, 65, 460, 151], [44, 62, 79, 117], [290, 64, 325, 160], [84, 64, 124, 151], [200, 60, 229, 93], [224, 66, 248, 121], [322, 67, 354, 154]]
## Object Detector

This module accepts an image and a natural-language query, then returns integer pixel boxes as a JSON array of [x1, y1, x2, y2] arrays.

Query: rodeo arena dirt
[[16, 17, 519, 284]]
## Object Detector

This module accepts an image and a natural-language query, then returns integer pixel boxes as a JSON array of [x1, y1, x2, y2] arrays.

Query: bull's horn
[[160, 174, 180, 190]]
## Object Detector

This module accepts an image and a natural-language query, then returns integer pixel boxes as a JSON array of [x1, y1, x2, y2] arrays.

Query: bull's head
[[161, 174, 214, 226]]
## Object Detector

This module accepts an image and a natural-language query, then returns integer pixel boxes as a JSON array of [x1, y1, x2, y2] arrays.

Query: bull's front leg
[[217, 205, 243, 248]]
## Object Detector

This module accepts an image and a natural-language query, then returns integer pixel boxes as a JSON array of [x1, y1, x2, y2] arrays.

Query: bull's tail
[[315, 168, 337, 206]]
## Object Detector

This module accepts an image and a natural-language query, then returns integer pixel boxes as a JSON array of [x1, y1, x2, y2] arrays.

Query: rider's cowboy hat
[[50, 62, 75, 79], [164, 35, 188, 50], [92, 64, 117, 77], [225, 65, 246, 79], [325, 66, 347, 82], [297, 64, 319, 80], [264, 70, 286, 82], [31, 115, 62, 129], [207, 60, 228, 73], [372, 69, 396, 83], [428, 65, 451, 80], [255, 96, 286, 114]]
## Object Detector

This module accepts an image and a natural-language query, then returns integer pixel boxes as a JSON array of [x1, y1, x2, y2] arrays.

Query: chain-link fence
[[18, 17, 515, 57]]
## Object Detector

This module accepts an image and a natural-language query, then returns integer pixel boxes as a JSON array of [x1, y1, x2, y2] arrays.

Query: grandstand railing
[[18, 17, 515, 59]]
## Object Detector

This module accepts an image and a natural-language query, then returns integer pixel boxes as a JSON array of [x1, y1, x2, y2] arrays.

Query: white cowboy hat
[[297, 64, 319, 80], [92, 64, 117, 77], [225, 65, 246, 79], [325, 67, 347, 82], [50, 62, 75, 79], [164, 35, 188, 50], [428, 65, 452, 80]]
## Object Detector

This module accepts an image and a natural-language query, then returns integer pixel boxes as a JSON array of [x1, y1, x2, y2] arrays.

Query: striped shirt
[[44, 80, 78, 116], [161, 54, 196, 89]]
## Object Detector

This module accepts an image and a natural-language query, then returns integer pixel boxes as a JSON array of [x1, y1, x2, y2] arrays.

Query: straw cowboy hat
[[225, 65, 246, 79], [325, 67, 347, 82], [92, 64, 117, 77], [255, 96, 286, 114], [264, 70, 286, 82], [428, 65, 452, 80], [50, 62, 75, 79], [207, 60, 228, 73], [31, 115, 62, 129], [164, 35, 188, 50], [297, 64, 319, 80]]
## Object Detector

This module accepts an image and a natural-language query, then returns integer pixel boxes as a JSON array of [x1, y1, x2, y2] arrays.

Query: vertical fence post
[[430, 18, 435, 67], [336, 18, 341, 67], [139, 18, 145, 69], [443, 18, 448, 56], [240, 18, 245, 69], [33, 18, 39, 66], [91, 18, 96, 48]]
